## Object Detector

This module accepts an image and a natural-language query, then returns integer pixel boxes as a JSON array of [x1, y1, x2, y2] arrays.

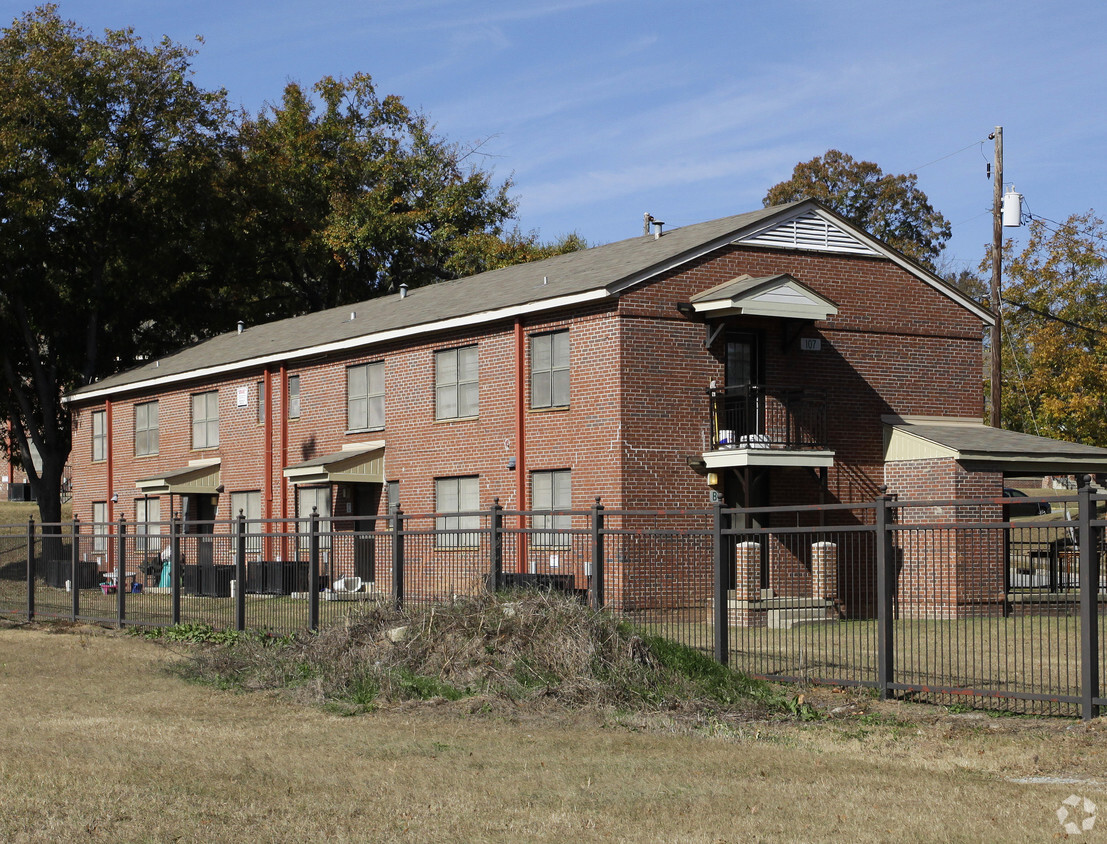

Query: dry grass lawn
[[2, 621, 1107, 843]]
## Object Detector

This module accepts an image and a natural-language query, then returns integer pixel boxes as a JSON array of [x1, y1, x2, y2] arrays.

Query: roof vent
[[399, 283, 409, 299], [349, 311, 356, 321], [651, 219, 665, 239], [237, 320, 244, 334], [644, 213, 665, 238]]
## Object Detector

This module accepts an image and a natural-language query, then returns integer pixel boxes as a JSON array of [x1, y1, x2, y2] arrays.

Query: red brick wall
[[67, 240, 987, 605]]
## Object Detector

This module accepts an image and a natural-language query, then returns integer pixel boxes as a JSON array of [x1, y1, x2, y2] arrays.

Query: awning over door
[[135, 458, 221, 494], [283, 441, 385, 485], [688, 273, 839, 321]]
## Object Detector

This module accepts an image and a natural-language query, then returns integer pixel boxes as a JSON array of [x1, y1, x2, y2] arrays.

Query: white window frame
[[191, 390, 219, 449], [297, 485, 332, 552], [532, 470, 571, 548], [288, 374, 301, 419], [230, 490, 263, 554], [91, 410, 106, 462], [135, 497, 161, 552], [435, 345, 479, 420], [134, 401, 159, 457], [435, 476, 480, 549], [347, 361, 385, 431], [92, 501, 108, 553], [531, 331, 570, 409]]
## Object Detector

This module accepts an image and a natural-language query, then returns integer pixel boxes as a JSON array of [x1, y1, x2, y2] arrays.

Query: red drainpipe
[[105, 399, 114, 567], [264, 366, 274, 559], [515, 318, 528, 572], [279, 364, 289, 560]]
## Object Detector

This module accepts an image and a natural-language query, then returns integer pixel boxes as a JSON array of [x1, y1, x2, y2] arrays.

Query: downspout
[[264, 366, 274, 559], [280, 364, 289, 561], [105, 399, 114, 568], [515, 318, 528, 572]]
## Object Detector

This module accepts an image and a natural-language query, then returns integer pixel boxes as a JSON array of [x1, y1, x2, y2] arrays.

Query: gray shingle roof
[[69, 202, 799, 401], [902, 424, 1107, 458]]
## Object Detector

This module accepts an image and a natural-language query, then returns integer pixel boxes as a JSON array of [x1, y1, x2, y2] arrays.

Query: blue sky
[[9, 1, 1106, 274]]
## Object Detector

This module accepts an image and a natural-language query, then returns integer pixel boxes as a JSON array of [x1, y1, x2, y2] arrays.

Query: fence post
[[235, 511, 247, 632], [1078, 476, 1100, 721], [308, 508, 320, 632], [117, 515, 127, 628], [590, 498, 605, 610], [489, 499, 503, 592], [875, 486, 895, 700], [391, 506, 405, 609], [26, 517, 35, 621], [170, 513, 182, 626], [713, 501, 729, 665], [71, 517, 81, 621]]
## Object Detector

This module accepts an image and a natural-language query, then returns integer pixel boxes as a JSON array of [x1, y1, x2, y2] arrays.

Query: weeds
[[176, 591, 781, 720]]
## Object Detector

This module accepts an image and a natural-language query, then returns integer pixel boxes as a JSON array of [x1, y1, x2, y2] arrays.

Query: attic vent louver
[[739, 210, 877, 255]]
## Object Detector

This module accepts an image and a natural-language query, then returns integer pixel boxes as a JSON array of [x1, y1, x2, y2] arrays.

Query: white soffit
[[690, 274, 839, 321], [737, 209, 878, 256]]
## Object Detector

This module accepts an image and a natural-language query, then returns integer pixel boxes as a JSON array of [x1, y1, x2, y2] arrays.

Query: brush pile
[[179, 590, 776, 716]]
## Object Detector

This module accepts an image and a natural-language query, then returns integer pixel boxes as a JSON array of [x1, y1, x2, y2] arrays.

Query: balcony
[[704, 385, 833, 470]]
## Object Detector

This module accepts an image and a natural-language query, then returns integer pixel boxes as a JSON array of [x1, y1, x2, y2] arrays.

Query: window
[[230, 491, 262, 554], [386, 480, 400, 514], [532, 470, 571, 547], [436, 476, 479, 548], [297, 486, 331, 552], [91, 410, 106, 462], [257, 380, 266, 424], [435, 345, 478, 420], [191, 391, 219, 449], [135, 497, 161, 552], [347, 362, 385, 431], [134, 401, 159, 457], [531, 331, 570, 409], [288, 375, 301, 419], [92, 501, 107, 553]]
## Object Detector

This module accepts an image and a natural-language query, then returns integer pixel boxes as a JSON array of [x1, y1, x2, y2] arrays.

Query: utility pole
[[989, 126, 1003, 428]]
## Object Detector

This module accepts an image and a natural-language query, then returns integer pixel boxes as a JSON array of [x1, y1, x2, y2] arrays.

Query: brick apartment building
[[63, 199, 1107, 615]]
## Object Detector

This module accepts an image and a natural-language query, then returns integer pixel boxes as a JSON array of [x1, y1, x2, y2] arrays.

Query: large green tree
[[226, 75, 531, 321], [997, 211, 1107, 445], [0, 6, 233, 525], [763, 149, 952, 269]]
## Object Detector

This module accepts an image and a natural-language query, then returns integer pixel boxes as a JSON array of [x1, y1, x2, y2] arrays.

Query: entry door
[[725, 334, 761, 438], [195, 495, 216, 567]]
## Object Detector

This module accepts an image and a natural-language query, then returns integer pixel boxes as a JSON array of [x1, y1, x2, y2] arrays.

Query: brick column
[[735, 541, 761, 601], [811, 541, 838, 600]]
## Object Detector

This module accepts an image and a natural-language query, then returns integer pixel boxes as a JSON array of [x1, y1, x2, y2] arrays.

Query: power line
[[908, 139, 989, 173]]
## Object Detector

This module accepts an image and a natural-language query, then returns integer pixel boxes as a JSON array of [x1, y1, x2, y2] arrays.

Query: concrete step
[[767, 605, 837, 630]]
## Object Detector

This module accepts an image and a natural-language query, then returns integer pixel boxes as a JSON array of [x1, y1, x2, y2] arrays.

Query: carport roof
[[885, 420, 1107, 475]]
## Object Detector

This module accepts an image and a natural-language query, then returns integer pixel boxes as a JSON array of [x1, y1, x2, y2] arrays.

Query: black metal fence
[[2, 486, 1105, 719]]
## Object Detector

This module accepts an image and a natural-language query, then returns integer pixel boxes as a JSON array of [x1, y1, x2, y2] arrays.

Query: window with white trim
[[435, 476, 480, 548], [91, 410, 106, 462], [135, 497, 161, 552], [231, 490, 262, 553], [288, 375, 301, 419], [531, 331, 570, 409], [532, 470, 571, 547], [191, 391, 219, 449], [92, 501, 107, 553], [347, 362, 385, 430], [435, 345, 478, 420], [297, 486, 331, 551], [134, 401, 159, 457]]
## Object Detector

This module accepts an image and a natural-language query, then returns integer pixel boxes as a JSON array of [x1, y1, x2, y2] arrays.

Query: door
[[725, 333, 762, 440]]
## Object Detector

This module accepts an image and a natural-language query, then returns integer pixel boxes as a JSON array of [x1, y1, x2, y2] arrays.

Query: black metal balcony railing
[[708, 384, 828, 451]]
